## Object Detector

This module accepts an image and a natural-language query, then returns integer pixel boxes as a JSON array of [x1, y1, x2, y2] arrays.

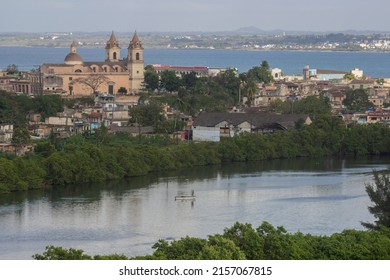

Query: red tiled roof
[[88, 112, 103, 118]]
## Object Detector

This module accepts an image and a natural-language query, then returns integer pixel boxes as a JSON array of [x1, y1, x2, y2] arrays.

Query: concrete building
[[303, 65, 347, 81], [271, 68, 283, 80], [351, 68, 364, 78], [192, 112, 311, 141], [0, 124, 13, 143], [349, 80, 375, 90], [152, 65, 227, 77]]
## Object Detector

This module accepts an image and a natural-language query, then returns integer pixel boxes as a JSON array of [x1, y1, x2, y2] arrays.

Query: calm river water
[[0, 157, 388, 259]]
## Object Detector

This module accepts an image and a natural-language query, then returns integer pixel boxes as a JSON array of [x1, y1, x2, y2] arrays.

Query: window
[[113, 52, 117, 60], [69, 77, 72, 81], [136, 53, 140, 60], [75, 69, 82, 73]]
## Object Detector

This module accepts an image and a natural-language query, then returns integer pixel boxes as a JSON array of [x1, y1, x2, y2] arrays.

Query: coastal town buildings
[[192, 112, 312, 141], [152, 64, 227, 77], [3, 33, 390, 146], [40, 31, 144, 97]]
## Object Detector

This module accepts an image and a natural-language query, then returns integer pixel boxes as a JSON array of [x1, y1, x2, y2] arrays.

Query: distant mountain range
[[1, 27, 389, 36]]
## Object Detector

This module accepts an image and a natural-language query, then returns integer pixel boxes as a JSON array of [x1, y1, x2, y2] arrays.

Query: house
[[29, 123, 51, 138], [192, 112, 312, 142], [367, 110, 390, 124], [109, 125, 154, 136], [0, 124, 13, 143], [369, 95, 385, 108], [349, 80, 375, 90], [323, 90, 345, 111], [0, 76, 14, 92], [86, 112, 103, 130], [95, 93, 132, 126]]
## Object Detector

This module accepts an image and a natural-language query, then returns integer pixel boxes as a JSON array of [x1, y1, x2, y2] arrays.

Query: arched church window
[[75, 69, 82, 73]]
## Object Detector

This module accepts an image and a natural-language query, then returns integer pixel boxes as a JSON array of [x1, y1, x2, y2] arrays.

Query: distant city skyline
[[1, 0, 390, 33]]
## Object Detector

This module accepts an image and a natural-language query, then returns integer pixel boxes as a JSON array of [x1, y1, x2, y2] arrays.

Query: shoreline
[[1, 45, 390, 53]]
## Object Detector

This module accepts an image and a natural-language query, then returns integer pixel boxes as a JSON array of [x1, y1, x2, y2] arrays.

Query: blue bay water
[[1, 46, 390, 77]]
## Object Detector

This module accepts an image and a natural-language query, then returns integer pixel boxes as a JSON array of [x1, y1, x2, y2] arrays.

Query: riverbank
[[2, 116, 390, 194]]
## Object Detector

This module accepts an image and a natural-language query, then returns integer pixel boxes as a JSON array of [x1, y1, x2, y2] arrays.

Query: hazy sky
[[2, 0, 390, 33]]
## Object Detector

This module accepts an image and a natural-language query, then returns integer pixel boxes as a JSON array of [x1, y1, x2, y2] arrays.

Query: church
[[40, 31, 144, 97]]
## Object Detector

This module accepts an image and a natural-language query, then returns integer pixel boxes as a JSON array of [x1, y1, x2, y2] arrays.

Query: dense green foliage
[[0, 133, 221, 193], [219, 116, 390, 161], [33, 222, 390, 260], [128, 101, 166, 127], [3, 115, 390, 193], [144, 67, 241, 114], [33, 246, 128, 260], [269, 94, 332, 116], [0, 91, 64, 124], [343, 89, 374, 112]]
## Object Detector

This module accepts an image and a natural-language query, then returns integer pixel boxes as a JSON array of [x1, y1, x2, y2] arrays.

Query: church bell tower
[[127, 31, 144, 94], [105, 31, 120, 62]]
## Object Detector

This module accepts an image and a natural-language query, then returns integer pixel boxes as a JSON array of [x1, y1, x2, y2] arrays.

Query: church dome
[[64, 52, 83, 65]]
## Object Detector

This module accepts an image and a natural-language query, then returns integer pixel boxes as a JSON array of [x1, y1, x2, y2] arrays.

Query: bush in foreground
[[33, 222, 390, 260]]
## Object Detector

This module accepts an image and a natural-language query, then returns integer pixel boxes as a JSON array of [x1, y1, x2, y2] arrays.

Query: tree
[[117, 87, 127, 95], [245, 61, 274, 85], [269, 95, 331, 116], [213, 68, 241, 100], [343, 72, 356, 80], [94, 123, 109, 146], [181, 71, 198, 89], [160, 70, 181, 92], [144, 65, 159, 91], [12, 126, 31, 155], [242, 80, 258, 106], [343, 89, 373, 112], [376, 78, 385, 87], [362, 171, 390, 229], [34, 95, 64, 120], [128, 102, 165, 129], [74, 74, 110, 95], [33, 245, 128, 260], [6, 64, 19, 75]]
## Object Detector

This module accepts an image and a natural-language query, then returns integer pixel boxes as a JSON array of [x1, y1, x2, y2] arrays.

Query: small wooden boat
[[175, 190, 196, 201]]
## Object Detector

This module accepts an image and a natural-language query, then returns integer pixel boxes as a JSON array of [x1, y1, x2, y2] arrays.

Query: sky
[[2, 0, 390, 33]]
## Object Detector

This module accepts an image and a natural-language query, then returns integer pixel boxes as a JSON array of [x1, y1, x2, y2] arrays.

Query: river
[[0, 157, 388, 259]]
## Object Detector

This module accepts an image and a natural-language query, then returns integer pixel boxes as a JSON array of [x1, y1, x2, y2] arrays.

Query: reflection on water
[[0, 157, 389, 259]]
